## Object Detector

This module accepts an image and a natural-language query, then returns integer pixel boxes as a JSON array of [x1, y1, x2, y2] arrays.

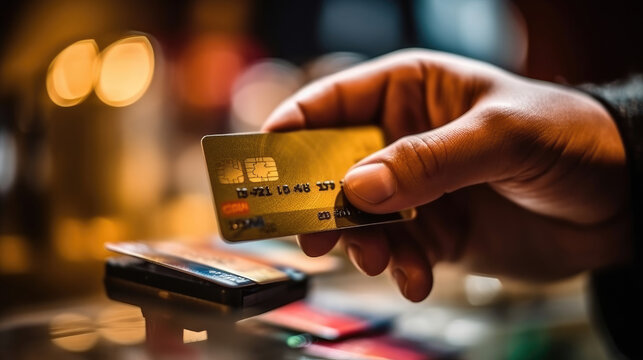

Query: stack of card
[[105, 241, 308, 308]]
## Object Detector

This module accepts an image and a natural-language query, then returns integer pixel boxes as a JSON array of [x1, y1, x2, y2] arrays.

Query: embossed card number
[[202, 127, 416, 242]]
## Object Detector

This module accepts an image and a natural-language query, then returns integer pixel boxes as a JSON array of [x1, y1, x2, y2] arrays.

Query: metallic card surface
[[106, 242, 256, 287], [150, 241, 289, 284], [202, 126, 416, 242], [107, 241, 289, 284]]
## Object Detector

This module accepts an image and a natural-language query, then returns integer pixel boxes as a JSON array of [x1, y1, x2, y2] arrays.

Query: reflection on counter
[[0, 259, 608, 360]]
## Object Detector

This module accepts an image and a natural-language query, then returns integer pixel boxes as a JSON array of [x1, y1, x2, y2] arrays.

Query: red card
[[305, 335, 437, 360], [254, 301, 386, 340]]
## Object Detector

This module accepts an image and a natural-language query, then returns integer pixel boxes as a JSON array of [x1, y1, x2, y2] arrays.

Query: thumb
[[344, 109, 518, 213]]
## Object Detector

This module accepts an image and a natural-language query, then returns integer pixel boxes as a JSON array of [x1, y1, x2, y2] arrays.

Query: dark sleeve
[[580, 76, 643, 360]]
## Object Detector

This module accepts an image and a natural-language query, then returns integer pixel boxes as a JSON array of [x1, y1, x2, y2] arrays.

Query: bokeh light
[[231, 59, 303, 131], [176, 35, 245, 109], [95, 35, 155, 107], [53, 216, 126, 261], [46, 39, 98, 107], [86, 217, 126, 260]]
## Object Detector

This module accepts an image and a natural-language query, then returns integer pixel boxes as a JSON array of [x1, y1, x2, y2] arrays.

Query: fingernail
[[392, 269, 408, 297], [345, 163, 396, 204], [346, 244, 365, 275]]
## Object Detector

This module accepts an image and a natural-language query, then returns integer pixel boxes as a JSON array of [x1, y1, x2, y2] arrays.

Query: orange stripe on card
[[221, 201, 250, 217]]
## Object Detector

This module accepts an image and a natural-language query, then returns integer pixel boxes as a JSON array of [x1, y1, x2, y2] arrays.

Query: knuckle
[[390, 134, 447, 185], [476, 104, 527, 141], [476, 104, 516, 126], [474, 104, 542, 170], [382, 49, 437, 73]]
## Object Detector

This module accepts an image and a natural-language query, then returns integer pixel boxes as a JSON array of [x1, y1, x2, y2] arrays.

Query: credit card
[[248, 301, 391, 340], [106, 242, 289, 286], [151, 241, 289, 283], [202, 126, 416, 242], [304, 335, 440, 360]]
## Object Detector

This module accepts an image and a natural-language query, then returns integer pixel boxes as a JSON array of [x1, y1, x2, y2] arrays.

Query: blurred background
[[1, 0, 641, 358]]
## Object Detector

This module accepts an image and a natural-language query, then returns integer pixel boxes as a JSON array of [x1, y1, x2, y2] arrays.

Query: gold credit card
[[202, 126, 416, 242]]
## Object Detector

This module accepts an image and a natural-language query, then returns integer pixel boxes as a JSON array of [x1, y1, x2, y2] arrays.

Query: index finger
[[261, 51, 419, 132]]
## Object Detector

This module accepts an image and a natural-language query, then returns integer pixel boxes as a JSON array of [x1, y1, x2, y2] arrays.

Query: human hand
[[262, 49, 632, 301]]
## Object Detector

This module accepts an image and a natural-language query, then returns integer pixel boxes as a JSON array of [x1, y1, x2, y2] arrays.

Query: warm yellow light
[[46, 39, 98, 107], [97, 305, 146, 345], [0, 235, 31, 273], [159, 194, 216, 237], [50, 313, 98, 352], [53, 218, 86, 261], [53, 216, 126, 261], [95, 36, 154, 107], [87, 217, 126, 260], [183, 329, 208, 344]]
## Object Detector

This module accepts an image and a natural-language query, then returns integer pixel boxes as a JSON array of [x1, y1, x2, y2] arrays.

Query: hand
[[262, 49, 632, 302]]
